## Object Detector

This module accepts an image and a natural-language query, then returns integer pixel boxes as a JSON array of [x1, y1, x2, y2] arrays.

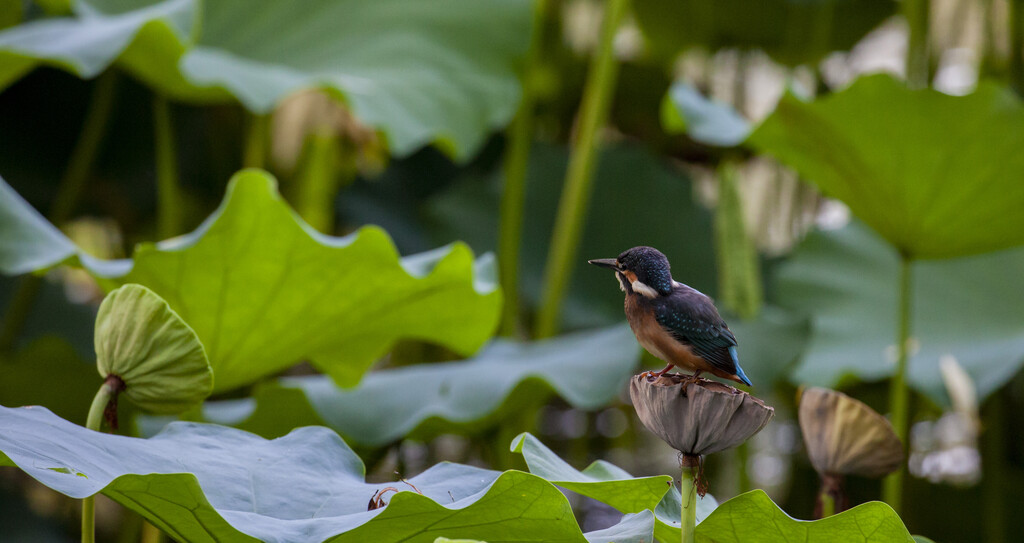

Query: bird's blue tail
[[729, 346, 753, 386]]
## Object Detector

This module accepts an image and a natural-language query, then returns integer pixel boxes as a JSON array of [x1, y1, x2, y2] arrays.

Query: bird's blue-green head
[[588, 246, 673, 298]]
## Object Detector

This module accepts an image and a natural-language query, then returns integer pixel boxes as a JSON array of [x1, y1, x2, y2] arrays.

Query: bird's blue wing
[[654, 291, 740, 376]]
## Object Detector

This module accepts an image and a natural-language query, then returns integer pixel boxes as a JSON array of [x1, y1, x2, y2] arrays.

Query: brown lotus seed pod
[[629, 374, 774, 456], [798, 387, 903, 478]]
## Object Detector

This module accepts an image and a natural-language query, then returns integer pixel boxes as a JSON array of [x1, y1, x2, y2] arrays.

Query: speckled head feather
[[617, 246, 673, 295]]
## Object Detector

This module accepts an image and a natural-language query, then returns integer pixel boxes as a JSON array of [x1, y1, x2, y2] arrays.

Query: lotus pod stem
[[815, 473, 846, 518], [680, 454, 699, 543], [82, 374, 124, 543]]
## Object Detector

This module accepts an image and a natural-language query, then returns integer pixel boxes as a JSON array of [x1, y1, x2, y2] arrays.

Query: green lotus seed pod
[[95, 284, 213, 414]]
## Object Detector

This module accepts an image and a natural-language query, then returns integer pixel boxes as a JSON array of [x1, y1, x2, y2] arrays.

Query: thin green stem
[[141, 521, 166, 543], [1010, 0, 1024, 93], [535, 0, 628, 338], [0, 72, 117, 353], [293, 129, 345, 233], [903, 0, 931, 88], [498, 0, 548, 337], [680, 458, 697, 543], [51, 72, 118, 225], [982, 393, 1007, 543], [243, 113, 270, 169], [153, 94, 183, 239], [883, 255, 913, 513], [818, 487, 836, 518], [714, 161, 762, 319], [82, 378, 118, 543]]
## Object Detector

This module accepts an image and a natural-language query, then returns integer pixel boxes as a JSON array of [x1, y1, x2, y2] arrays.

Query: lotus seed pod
[[629, 374, 774, 456], [798, 387, 903, 478], [95, 284, 213, 414]]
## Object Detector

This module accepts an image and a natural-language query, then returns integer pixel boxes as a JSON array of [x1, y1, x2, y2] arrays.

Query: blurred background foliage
[[1, 0, 1024, 541]]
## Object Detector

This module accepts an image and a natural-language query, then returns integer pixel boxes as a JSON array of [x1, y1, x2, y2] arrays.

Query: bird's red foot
[[643, 364, 676, 381]]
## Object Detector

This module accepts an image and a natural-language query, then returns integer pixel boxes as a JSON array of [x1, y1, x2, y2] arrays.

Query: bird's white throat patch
[[630, 279, 659, 299], [616, 272, 629, 293]]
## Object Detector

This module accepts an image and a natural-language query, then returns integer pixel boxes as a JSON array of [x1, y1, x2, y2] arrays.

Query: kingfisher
[[589, 246, 752, 387]]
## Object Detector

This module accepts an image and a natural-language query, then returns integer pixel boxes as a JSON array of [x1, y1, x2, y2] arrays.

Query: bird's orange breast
[[625, 296, 716, 374]]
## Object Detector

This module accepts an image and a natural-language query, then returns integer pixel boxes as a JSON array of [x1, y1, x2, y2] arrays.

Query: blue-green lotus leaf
[[170, 325, 640, 446], [776, 221, 1024, 405], [0, 405, 593, 542], [0, 0, 530, 159]]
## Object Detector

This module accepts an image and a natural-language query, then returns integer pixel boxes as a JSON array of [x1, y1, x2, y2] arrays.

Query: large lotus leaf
[[632, 0, 894, 66], [161, 325, 640, 446], [0, 0, 530, 159], [775, 221, 1024, 405], [0, 0, 196, 91], [750, 74, 1024, 259], [510, 432, 719, 543], [695, 490, 913, 542], [0, 175, 83, 275], [0, 405, 599, 543], [0, 170, 502, 392], [0, 173, 127, 276]]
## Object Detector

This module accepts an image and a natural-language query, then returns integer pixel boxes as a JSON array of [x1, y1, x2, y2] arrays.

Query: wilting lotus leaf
[[799, 387, 903, 478], [95, 284, 212, 413], [630, 374, 773, 455]]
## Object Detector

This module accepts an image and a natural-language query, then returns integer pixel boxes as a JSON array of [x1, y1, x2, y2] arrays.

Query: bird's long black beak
[[588, 258, 621, 271]]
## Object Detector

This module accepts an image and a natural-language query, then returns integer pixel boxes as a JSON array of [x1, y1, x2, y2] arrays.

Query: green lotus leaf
[[511, 431, 719, 543], [695, 490, 914, 542], [155, 325, 639, 446], [750, 74, 1024, 259], [632, 0, 894, 66], [0, 170, 502, 392], [431, 512, 659, 543], [0, 405, 600, 542], [511, 432, 673, 512], [95, 283, 211, 413], [776, 221, 1024, 405], [0, 0, 530, 159]]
